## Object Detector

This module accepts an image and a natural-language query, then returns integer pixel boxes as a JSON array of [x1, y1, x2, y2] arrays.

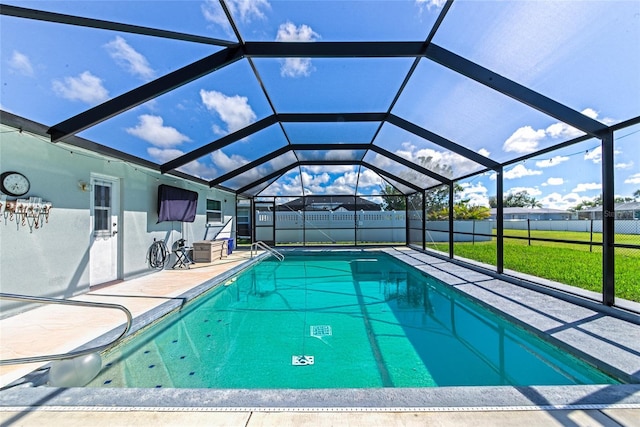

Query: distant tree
[[425, 184, 458, 212], [616, 196, 635, 203], [591, 194, 603, 206], [527, 197, 543, 208], [382, 155, 485, 218], [569, 193, 635, 212], [427, 201, 490, 220], [423, 183, 466, 217], [386, 155, 456, 213], [454, 203, 490, 220], [489, 191, 542, 208], [379, 184, 406, 211]]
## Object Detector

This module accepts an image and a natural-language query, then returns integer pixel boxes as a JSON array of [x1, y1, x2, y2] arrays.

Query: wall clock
[[1, 171, 30, 197]]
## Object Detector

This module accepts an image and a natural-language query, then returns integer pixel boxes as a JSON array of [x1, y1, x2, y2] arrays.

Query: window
[[206, 199, 222, 224], [94, 181, 111, 236]]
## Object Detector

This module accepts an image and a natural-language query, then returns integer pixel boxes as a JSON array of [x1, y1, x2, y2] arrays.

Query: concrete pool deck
[[1, 246, 639, 426]]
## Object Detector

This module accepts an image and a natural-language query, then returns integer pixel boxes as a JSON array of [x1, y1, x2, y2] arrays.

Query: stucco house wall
[[0, 119, 235, 318]]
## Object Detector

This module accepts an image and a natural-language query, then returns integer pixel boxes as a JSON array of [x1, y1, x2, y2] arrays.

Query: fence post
[[472, 220, 476, 245], [527, 219, 531, 246], [590, 218, 594, 253]]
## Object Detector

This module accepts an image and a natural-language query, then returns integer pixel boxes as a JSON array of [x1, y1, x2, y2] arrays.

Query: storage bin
[[192, 240, 227, 262]]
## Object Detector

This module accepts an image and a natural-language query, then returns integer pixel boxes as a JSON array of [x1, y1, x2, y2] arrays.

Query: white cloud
[[624, 173, 640, 185], [579, 108, 615, 125], [178, 161, 217, 180], [328, 171, 359, 193], [201, 0, 270, 35], [280, 57, 316, 78], [542, 177, 564, 186], [507, 186, 542, 197], [504, 108, 614, 155], [501, 164, 543, 180], [415, 0, 447, 10], [304, 165, 353, 174], [503, 126, 546, 153], [581, 108, 598, 119], [265, 168, 384, 197], [146, 147, 184, 163], [276, 22, 320, 78], [52, 71, 109, 104], [126, 115, 191, 147], [104, 36, 155, 81], [9, 51, 34, 76], [274, 167, 382, 196], [356, 169, 383, 188], [459, 183, 489, 207], [466, 193, 490, 207], [584, 146, 602, 163], [201, 0, 229, 28], [324, 169, 382, 194], [615, 161, 634, 169], [478, 148, 491, 158], [147, 147, 216, 179], [460, 182, 487, 194], [229, 0, 270, 22], [583, 144, 623, 164], [200, 89, 257, 134], [535, 156, 569, 168], [539, 192, 585, 210], [572, 182, 601, 192], [276, 173, 300, 195], [545, 122, 582, 139], [301, 171, 331, 193], [396, 142, 480, 179], [276, 21, 320, 42], [210, 150, 250, 173]]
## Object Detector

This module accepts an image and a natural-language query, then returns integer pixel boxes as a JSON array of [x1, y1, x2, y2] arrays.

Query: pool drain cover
[[310, 325, 332, 338], [292, 355, 314, 366]]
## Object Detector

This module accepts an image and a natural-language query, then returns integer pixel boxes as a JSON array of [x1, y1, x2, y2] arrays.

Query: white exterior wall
[[0, 123, 235, 318]]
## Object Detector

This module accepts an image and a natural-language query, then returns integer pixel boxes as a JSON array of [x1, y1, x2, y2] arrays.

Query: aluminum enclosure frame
[[0, 1, 634, 308]]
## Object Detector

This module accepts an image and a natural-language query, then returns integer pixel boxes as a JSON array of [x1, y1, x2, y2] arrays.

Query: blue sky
[[1, 0, 639, 208]]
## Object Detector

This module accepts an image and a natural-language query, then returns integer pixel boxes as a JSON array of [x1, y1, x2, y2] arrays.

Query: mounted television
[[157, 184, 198, 223]]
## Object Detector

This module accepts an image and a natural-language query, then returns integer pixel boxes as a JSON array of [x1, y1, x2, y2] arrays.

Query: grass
[[427, 230, 640, 303]]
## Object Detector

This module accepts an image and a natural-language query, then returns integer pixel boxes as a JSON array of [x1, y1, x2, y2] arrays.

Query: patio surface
[[1, 246, 639, 426]]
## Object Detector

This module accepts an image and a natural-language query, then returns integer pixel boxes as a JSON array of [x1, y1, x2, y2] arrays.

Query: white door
[[90, 175, 120, 286]]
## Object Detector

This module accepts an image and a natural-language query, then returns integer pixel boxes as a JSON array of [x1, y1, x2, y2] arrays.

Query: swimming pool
[[87, 251, 619, 389]]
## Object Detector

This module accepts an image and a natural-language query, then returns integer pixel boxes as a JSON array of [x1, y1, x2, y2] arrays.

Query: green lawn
[[427, 230, 640, 303]]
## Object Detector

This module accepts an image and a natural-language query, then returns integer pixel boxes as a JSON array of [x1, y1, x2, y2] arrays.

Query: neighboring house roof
[[277, 196, 381, 211]]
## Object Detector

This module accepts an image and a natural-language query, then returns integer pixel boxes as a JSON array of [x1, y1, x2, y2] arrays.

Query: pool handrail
[[0, 292, 133, 366], [251, 241, 284, 261]]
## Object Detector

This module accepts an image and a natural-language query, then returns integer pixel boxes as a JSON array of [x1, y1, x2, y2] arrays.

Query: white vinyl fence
[[256, 214, 640, 245], [498, 219, 640, 235], [258, 211, 405, 243], [256, 212, 495, 244]]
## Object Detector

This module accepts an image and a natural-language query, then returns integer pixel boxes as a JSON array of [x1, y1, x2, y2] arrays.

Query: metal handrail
[[0, 293, 133, 366], [251, 241, 284, 261]]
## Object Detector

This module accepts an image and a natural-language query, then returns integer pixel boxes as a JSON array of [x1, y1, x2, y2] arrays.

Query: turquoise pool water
[[88, 251, 619, 388]]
